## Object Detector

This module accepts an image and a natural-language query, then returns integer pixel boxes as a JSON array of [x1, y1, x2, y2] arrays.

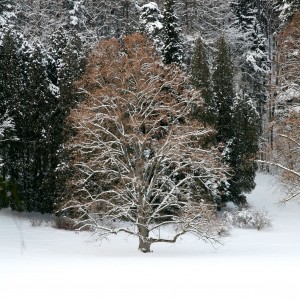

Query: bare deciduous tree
[[260, 13, 300, 203], [259, 111, 300, 203], [62, 34, 228, 252]]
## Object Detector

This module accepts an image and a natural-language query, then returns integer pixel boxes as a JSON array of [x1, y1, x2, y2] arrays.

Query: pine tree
[[46, 29, 86, 211], [52, 29, 86, 110], [190, 37, 215, 125], [162, 0, 183, 65]]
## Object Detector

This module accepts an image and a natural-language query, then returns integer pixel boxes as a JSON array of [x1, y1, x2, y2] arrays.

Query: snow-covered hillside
[[0, 173, 299, 300]]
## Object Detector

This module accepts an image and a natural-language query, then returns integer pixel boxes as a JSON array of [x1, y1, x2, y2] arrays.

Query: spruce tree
[[162, 0, 183, 65]]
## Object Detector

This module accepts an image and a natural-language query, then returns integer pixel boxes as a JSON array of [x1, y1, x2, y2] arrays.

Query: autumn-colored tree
[[261, 13, 300, 203], [62, 34, 229, 252], [274, 12, 300, 112], [260, 111, 300, 203]]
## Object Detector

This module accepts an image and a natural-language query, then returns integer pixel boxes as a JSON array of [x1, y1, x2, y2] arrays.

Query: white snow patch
[[70, 15, 79, 26], [49, 83, 60, 98], [278, 86, 300, 103], [142, 2, 159, 11], [0, 173, 299, 300]]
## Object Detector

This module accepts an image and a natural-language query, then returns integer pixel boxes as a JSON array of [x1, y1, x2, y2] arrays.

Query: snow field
[[0, 173, 299, 300]]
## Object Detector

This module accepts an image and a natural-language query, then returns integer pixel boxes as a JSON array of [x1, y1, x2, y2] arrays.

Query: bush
[[53, 216, 76, 230], [222, 207, 272, 230]]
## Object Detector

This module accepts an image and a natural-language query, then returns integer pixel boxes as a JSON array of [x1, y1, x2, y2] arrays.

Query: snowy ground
[[1, 173, 299, 300]]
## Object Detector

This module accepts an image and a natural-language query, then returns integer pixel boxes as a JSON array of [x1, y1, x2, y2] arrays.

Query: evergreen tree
[[0, 28, 86, 213], [232, 0, 269, 118], [274, 0, 300, 26], [162, 0, 183, 65], [0, 29, 25, 210], [190, 37, 215, 125], [51, 29, 86, 110], [46, 29, 86, 210], [0, 30, 22, 173], [67, 0, 88, 31], [212, 37, 259, 207], [0, 29, 22, 210], [7, 42, 59, 212], [0, 0, 16, 27], [223, 95, 260, 205], [212, 37, 235, 143], [139, 2, 163, 52]]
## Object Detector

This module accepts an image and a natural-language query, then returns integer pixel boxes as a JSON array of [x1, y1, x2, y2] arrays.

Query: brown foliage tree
[[62, 34, 228, 252], [262, 13, 300, 203]]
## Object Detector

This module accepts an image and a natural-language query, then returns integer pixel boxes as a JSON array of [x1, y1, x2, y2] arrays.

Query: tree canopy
[[62, 34, 228, 252]]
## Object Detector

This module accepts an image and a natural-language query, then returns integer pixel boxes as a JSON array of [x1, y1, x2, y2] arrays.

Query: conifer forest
[[0, 0, 300, 253]]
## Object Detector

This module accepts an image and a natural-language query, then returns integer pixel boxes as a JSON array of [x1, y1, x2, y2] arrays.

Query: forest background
[[0, 0, 299, 252]]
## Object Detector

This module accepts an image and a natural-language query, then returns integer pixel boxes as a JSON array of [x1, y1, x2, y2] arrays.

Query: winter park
[[1, 1, 300, 300]]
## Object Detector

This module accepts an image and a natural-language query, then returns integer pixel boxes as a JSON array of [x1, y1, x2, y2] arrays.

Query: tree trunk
[[138, 236, 151, 253], [138, 225, 151, 253]]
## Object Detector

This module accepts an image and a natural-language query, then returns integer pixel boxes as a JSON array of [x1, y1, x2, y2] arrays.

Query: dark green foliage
[[52, 29, 86, 109], [0, 0, 15, 12], [190, 37, 215, 125], [0, 28, 86, 213], [162, 0, 183, 65], [0, 177, 23, 211], [212, 37, 259, 207], [0, 29, 23, 186], [6, 42, 59, 212], [212, 37, 235, 143], [232, 0, 269, 118], [221, 95, 260, 206]]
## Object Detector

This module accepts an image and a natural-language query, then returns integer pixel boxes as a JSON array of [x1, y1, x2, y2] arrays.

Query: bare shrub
[[223, 207, 272, 231], [53, 216, 76, 231]]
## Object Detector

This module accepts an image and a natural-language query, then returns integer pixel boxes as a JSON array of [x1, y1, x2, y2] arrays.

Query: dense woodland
[[0, 0, 299, 251]]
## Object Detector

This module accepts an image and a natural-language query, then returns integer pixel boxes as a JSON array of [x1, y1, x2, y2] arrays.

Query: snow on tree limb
[[260, 106, 300, 204], [257, 160, 300, 179], [62, 34, 228, 252]]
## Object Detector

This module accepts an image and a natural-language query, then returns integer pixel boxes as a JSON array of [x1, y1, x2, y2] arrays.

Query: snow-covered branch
[[62, 34, 228, 252]]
